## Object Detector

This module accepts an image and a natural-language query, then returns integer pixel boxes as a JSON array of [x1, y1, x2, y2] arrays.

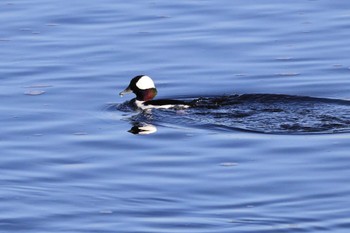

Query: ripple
[[115, 94, 350, 134], [24, 90, 46, 96]]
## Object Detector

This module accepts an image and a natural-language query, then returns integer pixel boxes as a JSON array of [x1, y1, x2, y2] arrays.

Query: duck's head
[[119, 75, 158, 101]]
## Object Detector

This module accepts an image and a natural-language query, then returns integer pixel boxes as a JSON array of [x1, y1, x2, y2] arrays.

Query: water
[[116, 94, 350, 134], [1, 0, 350, 232]]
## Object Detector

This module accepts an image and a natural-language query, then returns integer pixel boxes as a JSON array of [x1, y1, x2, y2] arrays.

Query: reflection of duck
[[119, 75, 190, 110], [128, 122, 157, 135]]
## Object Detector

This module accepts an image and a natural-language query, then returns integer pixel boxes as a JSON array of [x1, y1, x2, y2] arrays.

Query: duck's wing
[[144, 99, 188, 105]]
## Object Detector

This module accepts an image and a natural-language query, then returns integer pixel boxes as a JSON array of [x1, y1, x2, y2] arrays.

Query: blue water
[[1, 0, 350, 232]]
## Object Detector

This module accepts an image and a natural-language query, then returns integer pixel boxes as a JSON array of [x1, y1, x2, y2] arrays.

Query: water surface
[[1, 0, 350, 232]]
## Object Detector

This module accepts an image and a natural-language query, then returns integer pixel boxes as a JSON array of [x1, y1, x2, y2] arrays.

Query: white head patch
[[136, 75, 155, 90]]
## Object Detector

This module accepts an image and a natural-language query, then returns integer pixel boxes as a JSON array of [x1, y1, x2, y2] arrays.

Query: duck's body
[[120, 75, 191, 110]]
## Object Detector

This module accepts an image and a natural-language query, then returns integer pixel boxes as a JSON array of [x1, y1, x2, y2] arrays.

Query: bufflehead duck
[[119, 75, 190, 110]]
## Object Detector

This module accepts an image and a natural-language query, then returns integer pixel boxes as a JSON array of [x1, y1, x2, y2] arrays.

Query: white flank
[[136, 75, 155, 90], [135, 100, 190, 110]]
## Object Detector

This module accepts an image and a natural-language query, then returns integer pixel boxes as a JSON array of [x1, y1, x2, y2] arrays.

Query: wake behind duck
[[117, 75, 350, 134]]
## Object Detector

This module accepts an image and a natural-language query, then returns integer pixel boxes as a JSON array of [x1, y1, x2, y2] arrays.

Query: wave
[[113, 94, 350, 134]]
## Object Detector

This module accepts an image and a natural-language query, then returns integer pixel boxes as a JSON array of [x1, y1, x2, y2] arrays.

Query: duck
[[119, 75, 191, 110]]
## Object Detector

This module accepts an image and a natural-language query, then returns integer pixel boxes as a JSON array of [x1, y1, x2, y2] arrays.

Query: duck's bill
[[119, 87, 132, 97]]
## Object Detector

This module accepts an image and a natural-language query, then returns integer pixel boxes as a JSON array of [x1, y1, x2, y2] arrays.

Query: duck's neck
[[136, 88, 157, 101]]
